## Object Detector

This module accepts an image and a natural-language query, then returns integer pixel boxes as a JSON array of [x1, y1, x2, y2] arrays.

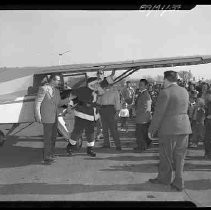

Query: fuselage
[[0, 75, 36, 123]]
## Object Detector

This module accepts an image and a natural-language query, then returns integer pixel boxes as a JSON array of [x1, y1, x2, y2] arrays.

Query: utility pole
[[58, 50, 70, 65]]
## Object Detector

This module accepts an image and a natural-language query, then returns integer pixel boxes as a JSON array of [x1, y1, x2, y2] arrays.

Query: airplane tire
[[0, 131, 5, 147]]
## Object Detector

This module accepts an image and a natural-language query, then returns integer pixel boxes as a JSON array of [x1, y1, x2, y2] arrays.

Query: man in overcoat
[[134, 79, 152, 151], [148, 71, 192, 191], [34, 74, 71, 164]]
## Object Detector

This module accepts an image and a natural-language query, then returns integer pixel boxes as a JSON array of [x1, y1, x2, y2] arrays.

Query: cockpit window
[[63, 74, 86, 89]]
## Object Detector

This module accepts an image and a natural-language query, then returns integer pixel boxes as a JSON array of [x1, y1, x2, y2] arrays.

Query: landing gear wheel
[[0, 131, 6, 147]]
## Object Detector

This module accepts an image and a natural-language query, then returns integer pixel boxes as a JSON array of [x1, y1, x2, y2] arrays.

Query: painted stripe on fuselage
[[0, 97, 35, 105]]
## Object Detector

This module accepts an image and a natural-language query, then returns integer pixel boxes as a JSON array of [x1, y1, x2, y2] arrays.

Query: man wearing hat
[[148, 70, 192, 191], [97, 80, 122, 150], [87, 69, 115, 93]]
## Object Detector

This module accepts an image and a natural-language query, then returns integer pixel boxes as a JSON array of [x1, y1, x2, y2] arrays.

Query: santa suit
[[66, 75, 114, 156], [69, 85, 100, 147]]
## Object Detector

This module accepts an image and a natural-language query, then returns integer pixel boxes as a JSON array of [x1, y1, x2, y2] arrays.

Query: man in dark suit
[[148, 71, 192, 191], [134, 79, 152, 151]]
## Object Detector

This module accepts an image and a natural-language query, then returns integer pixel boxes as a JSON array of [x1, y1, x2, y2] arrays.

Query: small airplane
[[0, 55, 211, 145]]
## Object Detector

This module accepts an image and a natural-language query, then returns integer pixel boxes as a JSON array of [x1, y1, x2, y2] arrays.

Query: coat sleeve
[[149, 90, 169, 132], [34, 86, 46, 117]]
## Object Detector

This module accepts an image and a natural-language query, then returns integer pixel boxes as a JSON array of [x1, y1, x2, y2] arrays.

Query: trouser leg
[[142, 123, 151, 147], [100, 109, 110, 147], [121, 118, 128, 130], [120, 118, 124, 129], [51, 119, 58, 156], [204, 119, 211, 156], [135, 124, 142, 148], [172, 135, 188, 189], [157, 135, 174, 185], [124, 118, 128, 130], [68, 117, 86, 151], [70, 117, 85, 141], [43, 123, 54, 160], [85, 120, 95, 146], [85, 120, 96, 157], [192, 124, 202, 145], [135, 124, 147, 149], [107, 108, 121, 148]]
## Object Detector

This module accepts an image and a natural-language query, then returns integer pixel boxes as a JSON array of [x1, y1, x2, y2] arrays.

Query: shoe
[[148, 178, 162, 184], [42, 158, 55, 165], [149, 178, 168, 185], [87, 147, 96, 157], [170, 183, 183, 192], [66, 143, 76, 155]]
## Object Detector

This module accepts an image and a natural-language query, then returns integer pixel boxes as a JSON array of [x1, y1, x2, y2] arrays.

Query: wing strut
[[114, 67, 140, 84]]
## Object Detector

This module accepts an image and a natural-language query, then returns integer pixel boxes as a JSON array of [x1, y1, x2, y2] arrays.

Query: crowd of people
[[34, 69, 211, 192], [118, 78, 211, 155]]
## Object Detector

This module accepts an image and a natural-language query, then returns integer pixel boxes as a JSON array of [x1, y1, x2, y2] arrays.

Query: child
[[190, 97, 206, 148], [119, 102, 130, 132]]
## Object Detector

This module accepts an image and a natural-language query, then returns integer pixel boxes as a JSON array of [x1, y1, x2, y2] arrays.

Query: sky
[[0, 6, 211, 80]]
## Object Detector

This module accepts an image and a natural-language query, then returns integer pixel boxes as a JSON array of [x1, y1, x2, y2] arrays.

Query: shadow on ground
[[0, 136, 67, 168], [0, 182, 175, 195], [0, 179, 210, 195], [99, 163, 158, 173], [1, 136, 210, 173], [185, 179, 211, 190], [85, 155, 159, 161]]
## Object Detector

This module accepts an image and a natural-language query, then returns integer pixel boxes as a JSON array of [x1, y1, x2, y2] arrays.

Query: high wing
[[1, 55, 211, 83]]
